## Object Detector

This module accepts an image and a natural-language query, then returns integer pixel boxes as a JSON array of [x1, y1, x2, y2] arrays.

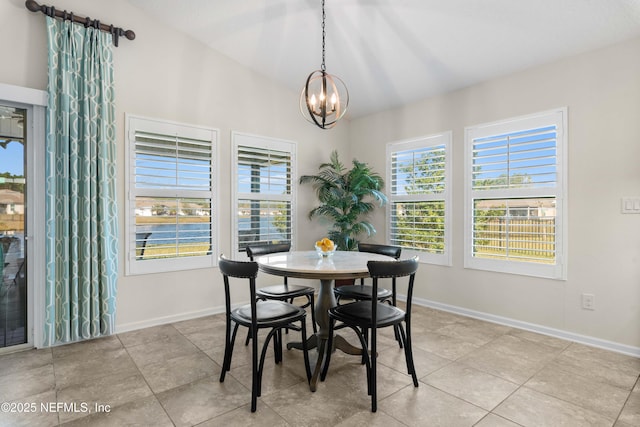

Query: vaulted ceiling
[[127, 0, 640, 118]]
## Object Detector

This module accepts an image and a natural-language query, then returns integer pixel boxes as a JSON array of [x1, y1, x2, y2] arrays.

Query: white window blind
[[471, 126, 557, 191], [465, 108, 567, 279], [135, 131, 212, 191], [387, 133, 451, 265], [233, 133, 295, 253], [125, 116, 217, 275]]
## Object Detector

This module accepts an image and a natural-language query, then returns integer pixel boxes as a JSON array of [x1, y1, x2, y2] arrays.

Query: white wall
[[2, 0, 639, 352], [0, 0, 347, 332], [349, 36, 640, 351]]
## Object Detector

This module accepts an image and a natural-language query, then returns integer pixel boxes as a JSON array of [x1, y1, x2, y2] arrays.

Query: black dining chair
[[218, 255, 312, 412], [334, 243, 402, 304], [334, 243, 403, 347], [246, 243, 317, 335], [321, 256, 419, 412]]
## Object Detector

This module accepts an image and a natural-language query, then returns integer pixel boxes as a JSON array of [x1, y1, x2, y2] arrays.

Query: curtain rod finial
[[25, 0, 42, 13], [25, 0, 135, 46]]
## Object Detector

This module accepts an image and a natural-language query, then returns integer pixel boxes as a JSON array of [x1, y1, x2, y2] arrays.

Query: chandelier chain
[[321, 0, 326, 71]]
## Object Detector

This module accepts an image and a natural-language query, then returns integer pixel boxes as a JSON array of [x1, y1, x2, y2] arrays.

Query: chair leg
[[381, 298, 403, 349], [258, 328, 280, 398], [251, 326, 259, 412], [393, 324, 404, 349], [320, 319, 335, 382], [309, 293, 317, 333], [219, 318, 233, 382], [401, 322, 419, 387], [246, 297, 265, 345], [301, 316, 312, 382], [244, 327, 251, 346], [361, 327, 369, 364], [352, 325, 372, 396], [285, 298, 295, 335], [371, 328, 377, 412], [273, 329, 282, 363]]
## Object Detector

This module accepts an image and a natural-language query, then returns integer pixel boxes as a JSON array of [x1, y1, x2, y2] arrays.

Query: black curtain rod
[[25, 0, 135, 47]]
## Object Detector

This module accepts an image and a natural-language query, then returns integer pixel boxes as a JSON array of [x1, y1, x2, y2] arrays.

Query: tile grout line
[[116, 332, 178, 427], [611, 374, 640, 427]]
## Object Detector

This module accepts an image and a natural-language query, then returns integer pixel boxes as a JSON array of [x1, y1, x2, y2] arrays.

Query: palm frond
[[300, 150, 387, 249]]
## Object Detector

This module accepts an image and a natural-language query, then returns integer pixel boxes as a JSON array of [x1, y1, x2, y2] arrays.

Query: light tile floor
[[1, 304, 639, 426]]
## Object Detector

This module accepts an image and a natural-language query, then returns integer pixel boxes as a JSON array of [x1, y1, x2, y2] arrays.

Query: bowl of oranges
[[314, 237, 336, 257]]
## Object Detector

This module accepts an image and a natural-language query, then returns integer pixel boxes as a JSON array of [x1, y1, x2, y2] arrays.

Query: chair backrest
[[358, 243, 401, 260], [367, 256, 418, 279], [246, 244, 291, 285], [367, 256, 419, 318], [218, 254, 260, 318], [136, 232, 152, 259], [245, 243, 292, 261], [219, 254, 259, 278], [357, 243, 402, 287]]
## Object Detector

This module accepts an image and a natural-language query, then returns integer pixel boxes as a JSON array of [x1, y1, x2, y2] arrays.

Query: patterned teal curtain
[[44, 17, 119, 346]]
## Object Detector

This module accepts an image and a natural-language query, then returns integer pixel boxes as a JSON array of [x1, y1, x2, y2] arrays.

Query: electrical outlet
[[582, 293, 595, 310]]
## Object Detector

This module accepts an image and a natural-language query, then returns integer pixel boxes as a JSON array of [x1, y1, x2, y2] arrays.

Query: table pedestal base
[[286, 278, 363, 391], [287, 333, 362, 391], [257, 251, 395, 393]]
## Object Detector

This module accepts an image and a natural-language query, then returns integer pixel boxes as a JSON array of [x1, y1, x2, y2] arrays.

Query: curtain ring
[[111, 25, 119, 47], [62, 10, 67, 21], [85, 17, 91, 28], [70, 12, 74, 23]]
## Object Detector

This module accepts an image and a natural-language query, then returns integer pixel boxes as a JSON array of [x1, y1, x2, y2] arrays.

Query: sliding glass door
[[0, 104, 27, 348]]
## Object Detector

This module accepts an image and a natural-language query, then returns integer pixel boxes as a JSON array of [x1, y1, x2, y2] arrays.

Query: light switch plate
[[621, 197, 640, 214]]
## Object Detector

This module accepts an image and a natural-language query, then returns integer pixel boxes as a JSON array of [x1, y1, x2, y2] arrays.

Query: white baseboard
[[115, 297, 640, 358], [116, 306, 226, 334], [410, 296, 640, 358]]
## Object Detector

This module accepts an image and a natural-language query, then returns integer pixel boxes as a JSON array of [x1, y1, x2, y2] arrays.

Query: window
[[125, 115, 217, 275], [464, 108, 567, 279], [387, 132, 452, 265], [232, 132, 295, 254]]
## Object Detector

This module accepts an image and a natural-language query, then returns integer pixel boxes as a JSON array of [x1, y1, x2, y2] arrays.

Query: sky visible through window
[[0, 106, 25, 176], [392, 145, 446, 196], [472, 125, 557, 189], [0, 143, 23, 176]]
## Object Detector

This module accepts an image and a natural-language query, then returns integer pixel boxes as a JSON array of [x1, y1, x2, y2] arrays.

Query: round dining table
[[255, 250, 395, 391]]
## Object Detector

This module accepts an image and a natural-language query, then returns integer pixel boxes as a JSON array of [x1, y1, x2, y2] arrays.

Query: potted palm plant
[[299, 150, 387, 251]]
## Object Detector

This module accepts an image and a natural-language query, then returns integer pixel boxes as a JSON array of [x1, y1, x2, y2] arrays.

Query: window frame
[[464, 107, 568, 280], [231, 132, 297, 258], [386, 132, 452, 266], [124, 114, 218, 275]]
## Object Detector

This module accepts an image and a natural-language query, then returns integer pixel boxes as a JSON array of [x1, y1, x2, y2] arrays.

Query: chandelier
[[300, 0, 349, 129]]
